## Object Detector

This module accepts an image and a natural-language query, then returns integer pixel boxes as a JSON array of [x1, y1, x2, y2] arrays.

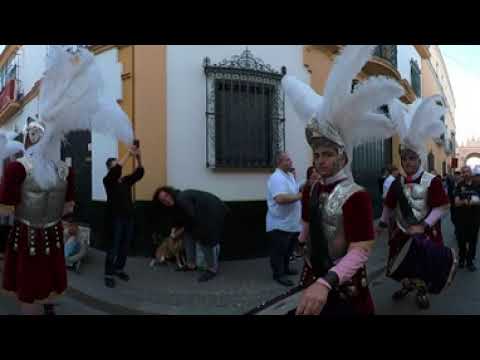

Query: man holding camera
[[454, 166, 480, 271], [103, 141, 144, 288]]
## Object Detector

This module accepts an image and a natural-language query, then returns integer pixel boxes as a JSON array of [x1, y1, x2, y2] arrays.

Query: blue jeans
[[183, 232, 220, 273], [64, 238, 81, 258], [105, 217, 135, 276]]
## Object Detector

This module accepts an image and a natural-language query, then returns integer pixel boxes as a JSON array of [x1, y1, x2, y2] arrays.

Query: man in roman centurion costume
[[378, 96, 453, 310], [0, 120, 74, 315], [281, 45, 404, 316], [0, 46, 134, 315]]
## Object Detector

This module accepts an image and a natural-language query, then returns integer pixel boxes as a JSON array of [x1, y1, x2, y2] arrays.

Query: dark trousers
[[450, 205, 458, 238], [105, 217, 135, 276], [457, 221, 480, 264], [268, 230, 298, 279]]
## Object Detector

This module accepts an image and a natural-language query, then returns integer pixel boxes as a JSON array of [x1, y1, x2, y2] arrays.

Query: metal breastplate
[[395, 172, 435, 232], [307, 179, 363, 263], [14, 157, 69, 228]]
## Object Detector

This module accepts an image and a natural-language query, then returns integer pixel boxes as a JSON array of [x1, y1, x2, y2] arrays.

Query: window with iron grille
[[203, 49, 286, 169], [410, 59, 421, 98]]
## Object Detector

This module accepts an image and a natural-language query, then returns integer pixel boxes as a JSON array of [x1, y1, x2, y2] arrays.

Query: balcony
[[434, 133, 445, 146], [374, 45, 398, 69], [0, 79, 20, 124]]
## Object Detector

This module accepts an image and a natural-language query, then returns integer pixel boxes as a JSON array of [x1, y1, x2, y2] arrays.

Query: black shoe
[[114, 272, 130, 282], [392, 286, 413, 301], [274, 276, 294, 287], [105, 277, 116, 288], [285, 268, 299, 276], [43, 304, 56, 316], [416, 290, 430, 310], [459, 260, 465, 269], [198, 270, 217, 282], [468, 263, 477, 272]]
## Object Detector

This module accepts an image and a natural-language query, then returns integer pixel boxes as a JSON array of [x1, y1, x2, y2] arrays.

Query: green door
[[352, 138, 392, 218]]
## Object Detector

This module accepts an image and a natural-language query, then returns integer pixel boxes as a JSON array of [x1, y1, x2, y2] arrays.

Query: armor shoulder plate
[[421, 172, 436, 188]]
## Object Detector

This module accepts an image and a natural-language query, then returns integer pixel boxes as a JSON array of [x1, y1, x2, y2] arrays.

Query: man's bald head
[[276, 152, 293, 172]]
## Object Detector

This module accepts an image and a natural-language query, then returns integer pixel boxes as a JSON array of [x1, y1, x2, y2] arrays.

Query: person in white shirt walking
[[266, 152, 302, 287]]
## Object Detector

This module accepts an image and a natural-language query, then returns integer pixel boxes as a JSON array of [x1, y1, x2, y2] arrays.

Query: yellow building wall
[[421, 58, 448, 175], [303, 46, 335, 95], [392, 135, 401, 170], [133, 45, 167, 201]]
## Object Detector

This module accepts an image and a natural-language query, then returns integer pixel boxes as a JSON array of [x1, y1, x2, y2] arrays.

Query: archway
[[465, 152, 480, 171]]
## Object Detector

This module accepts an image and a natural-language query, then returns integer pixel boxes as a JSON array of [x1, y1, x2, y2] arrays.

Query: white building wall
[[166, 45, 311, 202], [397, 45, 421, 86]]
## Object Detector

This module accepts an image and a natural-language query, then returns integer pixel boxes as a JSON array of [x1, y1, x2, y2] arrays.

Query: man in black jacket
[[154, 186, 228, 282], [454, 166, 480, 271], [103, 145, 144, 288]]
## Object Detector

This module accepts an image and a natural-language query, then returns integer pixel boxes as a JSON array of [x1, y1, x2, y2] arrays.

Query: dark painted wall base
[[88, 200, 269, 261]]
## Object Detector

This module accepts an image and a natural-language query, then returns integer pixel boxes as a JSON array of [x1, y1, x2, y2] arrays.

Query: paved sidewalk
[[0, 221, 392, 315], [64, 226, 390, 315]]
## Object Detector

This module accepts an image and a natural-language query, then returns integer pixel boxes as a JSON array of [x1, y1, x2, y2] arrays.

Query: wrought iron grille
[[410, 59, 421, 98], [203, 49, 286, 169], [374, 45, 398, 69]]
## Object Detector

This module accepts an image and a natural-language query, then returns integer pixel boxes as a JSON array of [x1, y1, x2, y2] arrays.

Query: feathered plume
[[322, 45, 377, 119], [282, 75, 323, 125], [335, 76, 404, 141], [38, 45, 133, 145], [0, 131, 24, 161], [27, 45, 134, 190], [389, 95, 446, 157]]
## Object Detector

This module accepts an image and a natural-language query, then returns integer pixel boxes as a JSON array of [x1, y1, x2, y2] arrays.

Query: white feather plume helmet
[[282, 45, 405, 173], [389, 95, 446, 160], [26, 45, 135, 190]]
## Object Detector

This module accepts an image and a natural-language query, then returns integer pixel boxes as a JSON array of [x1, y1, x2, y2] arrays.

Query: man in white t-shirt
[[266, 152, 302, 286]]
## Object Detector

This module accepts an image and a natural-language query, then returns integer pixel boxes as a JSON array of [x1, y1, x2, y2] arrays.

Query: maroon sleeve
[[65, 167, 75, 202], [428, 177, 449, 208], [301, 184, 310, 222], [343, 191, 375, 244], [0, 161, 26, 205], [384, 181, 398, 209]]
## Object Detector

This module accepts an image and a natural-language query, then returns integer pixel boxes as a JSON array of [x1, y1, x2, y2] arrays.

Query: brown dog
[[153, 233, 186, 269]]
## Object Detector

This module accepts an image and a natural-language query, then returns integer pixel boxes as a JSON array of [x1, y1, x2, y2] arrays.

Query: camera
[[459, 190, 477, 201]]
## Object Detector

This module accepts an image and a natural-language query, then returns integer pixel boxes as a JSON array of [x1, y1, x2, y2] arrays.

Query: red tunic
[[306, 180, 375, 316], [384, 174, 449, 260], [0, 161, 75, 304]]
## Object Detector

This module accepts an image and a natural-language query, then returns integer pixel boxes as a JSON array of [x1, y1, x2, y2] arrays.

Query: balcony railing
[[0, 79, 17, 113], [374, 45, 398, 69]]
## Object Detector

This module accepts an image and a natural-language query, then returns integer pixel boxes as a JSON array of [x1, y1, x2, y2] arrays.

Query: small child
[[63, 222, 81, 259]]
